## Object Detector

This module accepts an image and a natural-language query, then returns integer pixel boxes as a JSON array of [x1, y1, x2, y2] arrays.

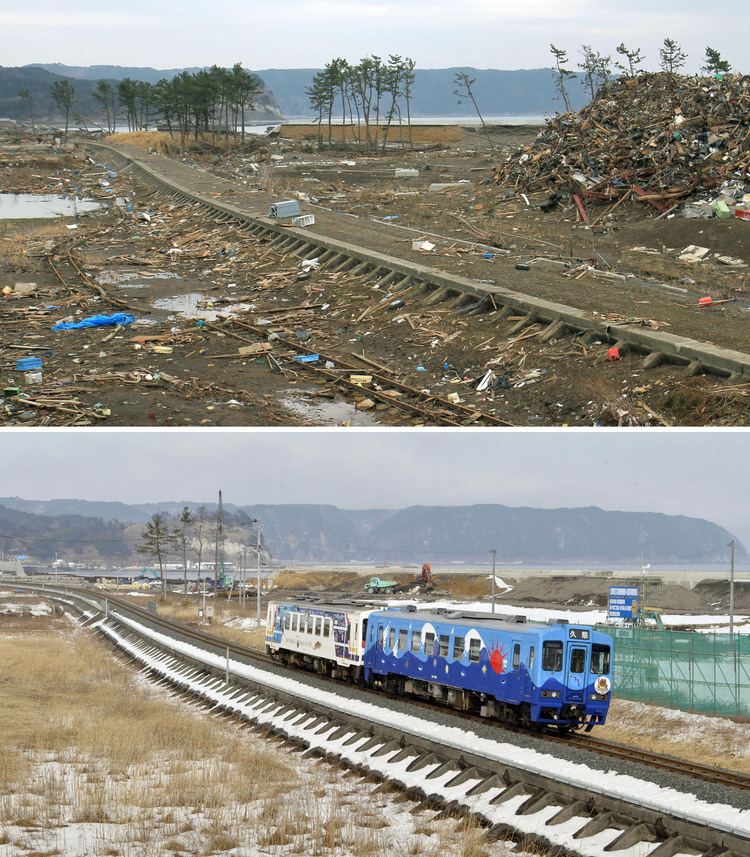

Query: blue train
[[265, 601, 613, 731]]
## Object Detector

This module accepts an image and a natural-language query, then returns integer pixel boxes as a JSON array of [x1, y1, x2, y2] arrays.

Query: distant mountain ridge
[[26, 64, 592, 119], [0, 498, 742, 565], [254, 66, 591, 118]]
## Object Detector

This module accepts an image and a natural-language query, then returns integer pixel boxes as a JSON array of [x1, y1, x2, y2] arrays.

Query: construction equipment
[[364, 576, 400, 594]]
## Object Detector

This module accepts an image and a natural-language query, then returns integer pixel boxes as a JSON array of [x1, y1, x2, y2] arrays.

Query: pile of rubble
[[493, 72, 750, 217]]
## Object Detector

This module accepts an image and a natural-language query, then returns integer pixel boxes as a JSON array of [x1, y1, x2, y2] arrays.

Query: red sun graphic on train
[[488, 642, 508, 674]]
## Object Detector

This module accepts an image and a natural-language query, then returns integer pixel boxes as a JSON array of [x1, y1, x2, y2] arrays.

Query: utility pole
[[256, 521, 262, 624], [241, 545, 248, 608], [490, 548, 497, 614], [730, 539, 736, 638], [215, 489, 225, 589]]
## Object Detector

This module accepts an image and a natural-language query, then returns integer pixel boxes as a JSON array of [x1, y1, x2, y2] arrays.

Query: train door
[[565, 644, 588, 702], [508, 639, 522, 703], [521, 643, 535, 699]]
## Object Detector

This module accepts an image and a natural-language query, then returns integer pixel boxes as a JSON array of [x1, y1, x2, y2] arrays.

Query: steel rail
[[12, 582, 750, 857]]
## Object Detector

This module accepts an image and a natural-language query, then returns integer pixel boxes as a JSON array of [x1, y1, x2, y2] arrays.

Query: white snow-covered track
[[16, 583, 750, 857]]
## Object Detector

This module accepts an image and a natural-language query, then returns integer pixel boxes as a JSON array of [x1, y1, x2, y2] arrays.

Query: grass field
[[0, 610, 528, 856]]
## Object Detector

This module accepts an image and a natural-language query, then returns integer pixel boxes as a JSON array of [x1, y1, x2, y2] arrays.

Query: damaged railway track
[[85, 141, 750, 390], [18, 584, 750, 857]]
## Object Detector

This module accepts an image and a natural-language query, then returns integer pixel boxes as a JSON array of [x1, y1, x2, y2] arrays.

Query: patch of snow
[[0, 600, 52, 616], [223, 616, 263, 631], [105, 610, 750, 843], [488, 575, 513, 592]]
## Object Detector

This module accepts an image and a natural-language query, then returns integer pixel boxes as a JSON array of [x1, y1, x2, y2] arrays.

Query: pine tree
[[138, 513, 174, 598], [50, 80, 75, 138], [615, 43, 645, 77], [702, 47, 731, 75], [550, 45, 575, 113], [175, 506, 194, 595], [659, 38, 687, 74]]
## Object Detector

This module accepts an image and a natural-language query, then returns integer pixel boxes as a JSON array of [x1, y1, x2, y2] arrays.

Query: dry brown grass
[[600, 698, 750, 772], [140, 595, 267, 650], [105, 131, 179, 154], [107, 131, 245, 155], [0, 628, 296, 837], [0, 220, 67, 269], [0, 614, 551, 856], [279, 123, 463, 144]]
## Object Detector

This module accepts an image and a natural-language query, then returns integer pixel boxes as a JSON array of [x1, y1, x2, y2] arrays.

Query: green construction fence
[[596, 625, 750, 717]]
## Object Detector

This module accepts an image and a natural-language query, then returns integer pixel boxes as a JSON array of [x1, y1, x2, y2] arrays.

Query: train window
[[284, 614, 291, 631], [591, 645, 610, 674], [378, 626, 385, 647], [439, 635, 450, 657], [529, 646, 535, 671], [542, 641, 563, 672], [314, 617, 321, 636], [570, 648, 585, 673], [389, 628, 396, 650], [512, 644, 520, 670], [398, 629, 408, 652], [453, 636, 465, 659], [469, 639, 481, 663], [411, 632, 421, 653], [323, 619, 331, 638], [424, 632, 436, 655]]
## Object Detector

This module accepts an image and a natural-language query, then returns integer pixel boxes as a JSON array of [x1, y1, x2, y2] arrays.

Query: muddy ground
[[270, 570, 750, 616], [2, 127, 749, 426]]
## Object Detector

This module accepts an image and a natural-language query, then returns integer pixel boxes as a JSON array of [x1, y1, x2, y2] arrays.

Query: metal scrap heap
[[493, 72, 750, 212]]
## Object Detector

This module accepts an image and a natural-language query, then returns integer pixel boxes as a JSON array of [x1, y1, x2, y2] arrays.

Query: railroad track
[[13, 583, 750, 857], [84, 141, 750, 388]]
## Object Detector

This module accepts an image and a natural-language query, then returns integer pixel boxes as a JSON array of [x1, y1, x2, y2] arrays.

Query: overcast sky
[[2, 0, 746, 72], [2, 430, 749, 546]]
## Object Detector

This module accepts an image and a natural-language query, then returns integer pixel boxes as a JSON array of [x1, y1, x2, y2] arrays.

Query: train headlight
[[594, 676, 611, 695], [541, 690, 560, 698]]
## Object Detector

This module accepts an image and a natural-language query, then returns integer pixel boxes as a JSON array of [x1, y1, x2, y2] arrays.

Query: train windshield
[[590, 644, 611, 674], [541, 641, 563, 672], [570, 647, 586, 673]]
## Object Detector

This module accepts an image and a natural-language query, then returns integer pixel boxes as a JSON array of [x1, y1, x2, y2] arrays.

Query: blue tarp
[[52, 313, 135, 331]]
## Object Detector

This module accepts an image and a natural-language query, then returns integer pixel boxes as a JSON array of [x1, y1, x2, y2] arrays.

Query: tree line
[[138, 507, 262, 598], [305, 55, 416, 151], [550, 40, 735, 112], [41, 64, 262, 143]]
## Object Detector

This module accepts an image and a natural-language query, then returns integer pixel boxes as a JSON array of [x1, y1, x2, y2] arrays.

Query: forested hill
[[0, 499, 742, 565], [0, 65, 282, 122], [0, 66, 112, 123]]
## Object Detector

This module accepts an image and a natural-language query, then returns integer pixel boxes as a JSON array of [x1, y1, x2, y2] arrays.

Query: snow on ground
[[224, 615, 263, 631], [489, 576, 514, 591], [0, 628, 529, 857], [0, 600, 51, 617], [386, 598, 750, 632], [108, 610, 750, 842]]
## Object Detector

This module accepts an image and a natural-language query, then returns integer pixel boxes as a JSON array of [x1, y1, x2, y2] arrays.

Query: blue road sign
[[608, 585, 640, 621]]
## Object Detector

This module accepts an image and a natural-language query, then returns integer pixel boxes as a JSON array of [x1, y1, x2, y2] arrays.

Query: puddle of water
[[0, 193, 103, 220], [96, 270, 181, 287], [283, 393, 381, 426], [153, 292, 255, 321]]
